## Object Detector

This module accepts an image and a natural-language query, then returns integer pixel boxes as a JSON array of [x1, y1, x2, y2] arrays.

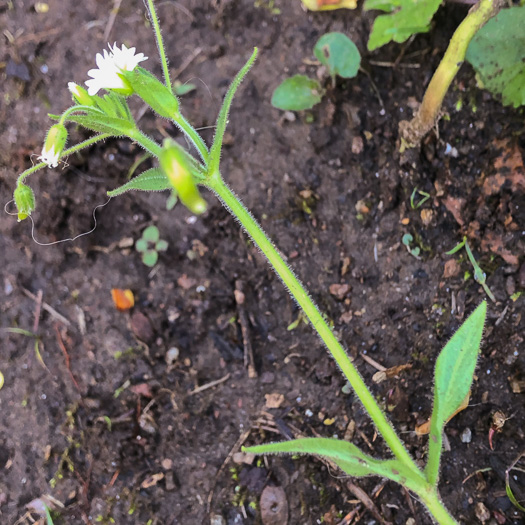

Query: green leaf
[[364, 0, 443, 51], [155, 240, 168, 252], [208, 48, 258, 178], [135, 239, 148, 252], [271, 75, 324, 111], [426, 301, 487, 484], [173, 81, 197, 96], [245, 438, 425, 491], [313, 32, 361, 79], [142, 250, 158, 267], [166, 191, 178, 210], [108, 168, 170, 197], [466, 6, 525, 108], [142, 225, 160, 243]]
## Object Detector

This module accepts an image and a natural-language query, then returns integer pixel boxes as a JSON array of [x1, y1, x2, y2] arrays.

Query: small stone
[[260, 371, 275, 384], [210, 514, 226, 525], [161, 458, 173, 470], [351, 136, 364, 154], [460, 427, 472, 443], [519, 262, 525, 288], [443, 259, 461, 278], [474, 502, 490, 523], [265, 393, 284, 409], [329, 283, 350, 300], [166, 347, 180, 367], [420, 208, 433, 226], [130, 311, 154, 343], [506, 276, 516, 297], [260, 486, 288, 525]]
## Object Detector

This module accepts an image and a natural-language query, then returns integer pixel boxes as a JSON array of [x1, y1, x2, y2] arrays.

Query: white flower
[[39, 144, 60, 168], [85, 43, 147, 96]]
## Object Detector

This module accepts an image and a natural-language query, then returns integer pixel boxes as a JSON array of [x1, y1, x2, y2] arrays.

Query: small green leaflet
[[466, 6, 525, 108], [271, 75, 324, 111], [313, 32, 361, 79], [244, 438, 425, 492], [107, 168, 170, 196], [364, 0, 443, 51], [65, 114, 135, 136]]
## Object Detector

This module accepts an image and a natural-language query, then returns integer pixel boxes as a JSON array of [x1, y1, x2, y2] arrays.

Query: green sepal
[[244, 438, 425, 492], [108, 168, 171, 197], [65, 113, 135, 136], [13, 183, 35, 222], [121, 67, 179, 118], [426, 301, 486, 484]]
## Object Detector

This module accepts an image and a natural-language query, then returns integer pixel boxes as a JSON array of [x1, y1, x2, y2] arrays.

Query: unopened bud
[[68, 82, 95, 106], [14, 183, 35, 222], [159, 139, 206, 215], [39, 123, 67, 168]]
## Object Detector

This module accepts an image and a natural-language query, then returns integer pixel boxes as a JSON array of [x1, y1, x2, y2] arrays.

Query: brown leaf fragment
[[329, 283, 350, 300], [177, 274, 196, 290], [443, 259, 461, 279], [130, 383, 153, 398], [509, 375, 525, 394], [372, 363, 412, 383], [260, 485, 288, 525], [475, 501, 491, 523], [140, 473, 164, 489], [484, 139, 525, 196], [442, 196, 465, 226], [416, 390, 470, 436], [265, 393, 284, 409], [481, 231, 519, 266]]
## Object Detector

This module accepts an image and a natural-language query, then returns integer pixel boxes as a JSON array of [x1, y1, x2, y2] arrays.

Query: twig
[[403, 486, 419, 524], [33, 289, 43, 334], [22, 287, 72, 327], [359, 66, 384, 111], [103, 0, 123, 42], [189, 373, 230, 395], [346, 481, 391, 525], [235, 280, 257, 378], [207, 429, 251, 513], [54, 325, 82, 394], [369, 60, 420, 69], [360, 352, 386, 372]]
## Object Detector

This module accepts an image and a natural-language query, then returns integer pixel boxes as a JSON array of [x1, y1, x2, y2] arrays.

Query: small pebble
[[210, 515, 226, 525], [460, 427, 472, 444], [305, 409, 313, 418], [165, 347, 180, 366]]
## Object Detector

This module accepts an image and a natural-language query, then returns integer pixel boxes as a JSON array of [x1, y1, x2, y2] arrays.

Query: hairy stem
[[206, 173, 418, 471], [17, 133, 111, 185], [145, 0, 172, 94], [399, 0, 505, 147], [172, 111, 209, 164]]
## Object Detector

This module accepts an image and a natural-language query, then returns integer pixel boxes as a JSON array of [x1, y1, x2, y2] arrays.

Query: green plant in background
[[447, 236, 495, 302], [272, 32, 361, 111], [11, 0, 489, 522], [136, 225, 168, 267], [402, 232, 421, 259]]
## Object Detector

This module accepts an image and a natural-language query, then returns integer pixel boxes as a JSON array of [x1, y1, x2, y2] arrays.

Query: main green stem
[[207, 174, 416, 468]]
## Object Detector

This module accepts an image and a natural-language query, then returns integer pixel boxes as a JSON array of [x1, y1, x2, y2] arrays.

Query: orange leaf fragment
[[111, 289, 135, 311], [415, 390, 470, 436]]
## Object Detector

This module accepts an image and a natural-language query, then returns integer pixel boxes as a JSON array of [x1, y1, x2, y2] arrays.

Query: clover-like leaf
[[313, 32, 361, 79], [142, 225, 160, 243], [271, 75, 324, 111], [135, 238, 148, 253], [466, 6, 525, 108], [108, 168, 170, 197], [426, 301, 486, 485], [155, 240, 168, 252], [142, 250, 158, 267], [364, 0, 443, 51]]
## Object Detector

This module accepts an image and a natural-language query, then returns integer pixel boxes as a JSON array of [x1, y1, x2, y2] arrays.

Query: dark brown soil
[[1, 1, 524, 524]]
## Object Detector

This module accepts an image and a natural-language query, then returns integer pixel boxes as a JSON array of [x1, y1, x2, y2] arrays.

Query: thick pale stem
[[418, 488, 459, 525], [399, 0, 505, 147], [206, 173, 418, 471]]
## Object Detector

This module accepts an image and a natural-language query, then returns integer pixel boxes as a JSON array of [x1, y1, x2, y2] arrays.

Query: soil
[[1, 1, 524, 524]]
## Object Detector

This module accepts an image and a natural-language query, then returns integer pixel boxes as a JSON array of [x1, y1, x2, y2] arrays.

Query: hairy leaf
[[107, 168, 170, 197], [66, 114, 135, 136], [244, 438, 424, 490], [364, 0, 443, 51], [426, 301, 486, 484], [466, 6, 525, 108], [271, 75, 324, 111], [313, 32, 361, 79]]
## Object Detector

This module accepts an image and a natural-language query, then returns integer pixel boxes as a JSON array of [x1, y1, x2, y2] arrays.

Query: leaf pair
[[246, 302, 487, 491]]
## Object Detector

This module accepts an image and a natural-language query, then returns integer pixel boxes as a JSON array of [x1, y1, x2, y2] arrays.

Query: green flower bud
[[159, 139, 206, 215], [121, 68, 179, 118], [68, 82, 95, 106], [40, 123, 68, 168], [14, 183, 35, 222]]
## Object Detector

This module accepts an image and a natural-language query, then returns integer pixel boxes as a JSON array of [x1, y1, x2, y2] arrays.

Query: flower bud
[[159, 139, 206, 215], [68, 82, 95, 106], [39, 123, 67, 168], [14, 183, 35, 222]]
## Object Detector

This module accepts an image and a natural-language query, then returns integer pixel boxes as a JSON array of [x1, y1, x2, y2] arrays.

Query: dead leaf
[[111, 289, 134, 311], [420, 208, 433, 226], [442, 196, 465, 226], [140, 473, 164, 489], [265, 393, 284, 409], [130, 311, 154, 343], [260, 485, 289, 525], [416, 390, 470, 436], [481, 231, 519, 265], [372, 363, 412, 383], [329, 283, 350, 300], [443, 259, 461, 279], [484, 139, 525, 196], [177, 274, 196, 290], [130, 383, 153, 398]]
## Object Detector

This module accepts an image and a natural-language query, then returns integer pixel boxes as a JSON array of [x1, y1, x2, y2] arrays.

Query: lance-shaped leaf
[[108, 168, 170, 197], [65, 113, 135, 136], [208, 48, 258, 178], [425, 301, 486, 485], [244, 438, 425, 492]]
